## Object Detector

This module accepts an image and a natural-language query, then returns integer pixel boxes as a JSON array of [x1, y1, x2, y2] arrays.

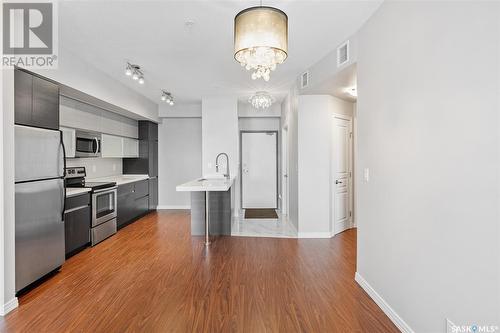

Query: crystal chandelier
[[234, 5, 288, 81], [249, 91, 274, 109]]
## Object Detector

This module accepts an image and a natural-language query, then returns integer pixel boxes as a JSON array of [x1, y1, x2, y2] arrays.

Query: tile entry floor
[[231, 209, 297, 238]]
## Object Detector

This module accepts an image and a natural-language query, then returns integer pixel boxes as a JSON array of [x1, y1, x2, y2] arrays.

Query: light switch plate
[[364, 168, 370, 182]]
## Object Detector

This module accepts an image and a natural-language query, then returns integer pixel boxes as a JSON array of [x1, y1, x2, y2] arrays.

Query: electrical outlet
[[364, 168, 370, 182]]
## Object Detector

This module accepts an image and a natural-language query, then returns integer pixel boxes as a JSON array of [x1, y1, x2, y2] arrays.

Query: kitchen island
[[176, 177, 234, 244]]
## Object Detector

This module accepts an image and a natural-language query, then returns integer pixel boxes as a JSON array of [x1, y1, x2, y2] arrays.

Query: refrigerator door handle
[[60, 130, 67, 220]]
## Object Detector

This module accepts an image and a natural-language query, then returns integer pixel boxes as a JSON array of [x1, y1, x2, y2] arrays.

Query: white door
[[242, 132, 277, 209], [332, 117, 352, 235]]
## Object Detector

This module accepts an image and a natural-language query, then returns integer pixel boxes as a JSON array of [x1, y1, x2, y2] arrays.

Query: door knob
[[336, 180, 343, 184]]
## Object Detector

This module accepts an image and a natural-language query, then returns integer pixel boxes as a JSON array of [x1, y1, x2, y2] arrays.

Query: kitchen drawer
[[134, 180, 149, 198], [64, 204, 90, 258], [66, 193, 90, 210], [118, 182, 135, 197]]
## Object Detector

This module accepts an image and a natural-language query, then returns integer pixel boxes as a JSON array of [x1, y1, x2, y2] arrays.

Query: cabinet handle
[[64, 205, 89, 214]]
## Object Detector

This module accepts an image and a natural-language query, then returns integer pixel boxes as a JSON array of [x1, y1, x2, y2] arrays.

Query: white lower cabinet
[[101, 134, 138, 158]]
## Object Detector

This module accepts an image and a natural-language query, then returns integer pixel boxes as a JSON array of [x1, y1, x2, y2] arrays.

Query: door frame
[[240, 130, 279, 210], [331, 113, 354, 235], [281, 125, 289, 216]]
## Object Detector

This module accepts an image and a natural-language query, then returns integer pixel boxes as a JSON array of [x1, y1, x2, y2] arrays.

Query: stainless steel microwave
[[75, 130, 101, 158]]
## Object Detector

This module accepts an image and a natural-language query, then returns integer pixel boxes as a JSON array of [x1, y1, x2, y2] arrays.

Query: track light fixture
[[125, 62, 145, 85], [161, 90, 174, 106]]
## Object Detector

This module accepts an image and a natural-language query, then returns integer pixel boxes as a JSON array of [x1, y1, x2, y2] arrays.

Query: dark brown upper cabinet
[[14, 68, 59, 130], [123, 121, 158, 177]]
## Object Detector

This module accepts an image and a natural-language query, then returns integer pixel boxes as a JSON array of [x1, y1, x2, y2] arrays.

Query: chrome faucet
[[215, 153, 230, 179]]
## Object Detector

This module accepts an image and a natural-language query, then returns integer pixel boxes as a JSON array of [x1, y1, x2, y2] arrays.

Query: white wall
[[0, 40, 4, 315], [282, 86, 299, 231], [356, 1, 500, 331], [159, 103, 202, 118], [297, 95, 353, 237], [1, 69, 16, 315], [238, 117, 280, 131], [201, 97, 239, 177], [32, 47, 158, 122], [66, 158, 123, 179], [158, 118, 202, 209]]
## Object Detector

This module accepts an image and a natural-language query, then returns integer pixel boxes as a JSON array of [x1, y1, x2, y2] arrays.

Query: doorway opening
[[232, 130, 295, 238], [240, 131, 278, 210]]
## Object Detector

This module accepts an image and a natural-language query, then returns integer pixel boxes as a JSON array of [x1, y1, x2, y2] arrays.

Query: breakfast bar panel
[[190, 189, 232, 236]]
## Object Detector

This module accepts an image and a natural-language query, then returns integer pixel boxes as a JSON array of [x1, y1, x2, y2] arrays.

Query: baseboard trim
[[157, 205, 190, 210], [355, 272, 414, 333], [288, 219, 298, 236], [1, 297, 18, 316], [297, 232, 332, 238]]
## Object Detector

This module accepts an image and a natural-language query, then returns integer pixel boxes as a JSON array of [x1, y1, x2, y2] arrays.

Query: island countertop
[[176, 177, 234, 192]]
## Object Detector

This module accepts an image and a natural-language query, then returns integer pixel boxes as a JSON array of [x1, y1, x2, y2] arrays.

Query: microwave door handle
[[93, 137, 99, 155]]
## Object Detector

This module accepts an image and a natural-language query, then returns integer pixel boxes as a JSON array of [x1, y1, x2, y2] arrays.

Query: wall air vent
[[300, 71, 310, 89], [337, 40, 350, 67]]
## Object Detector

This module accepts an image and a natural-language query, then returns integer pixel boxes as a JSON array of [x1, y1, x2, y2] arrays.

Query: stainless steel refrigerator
[[15, 124, 66, 293]]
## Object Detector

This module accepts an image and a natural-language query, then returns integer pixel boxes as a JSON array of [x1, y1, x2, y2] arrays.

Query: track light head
[[161, 90, 174, 106]]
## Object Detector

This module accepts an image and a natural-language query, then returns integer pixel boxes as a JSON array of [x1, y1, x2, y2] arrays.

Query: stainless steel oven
[[92, 186, 117, 227], [75, 130, 101, 158]]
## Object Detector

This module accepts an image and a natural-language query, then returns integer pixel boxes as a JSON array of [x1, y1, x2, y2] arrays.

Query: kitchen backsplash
[[66, 158, 123, 179]]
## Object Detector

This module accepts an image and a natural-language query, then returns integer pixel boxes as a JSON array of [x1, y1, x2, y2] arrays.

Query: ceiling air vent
[[300, 71, 310, 89], [337, 40, 349, 67]]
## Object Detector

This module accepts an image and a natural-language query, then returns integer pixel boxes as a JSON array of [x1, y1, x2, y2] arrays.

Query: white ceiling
[[59, 1, 381, 105]]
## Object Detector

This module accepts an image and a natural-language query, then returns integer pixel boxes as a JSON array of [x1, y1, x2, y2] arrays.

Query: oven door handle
[[92, 186, 118, 194]]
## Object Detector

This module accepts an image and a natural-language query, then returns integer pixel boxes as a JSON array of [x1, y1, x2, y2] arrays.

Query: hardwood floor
[[1, 210, 398, 332]]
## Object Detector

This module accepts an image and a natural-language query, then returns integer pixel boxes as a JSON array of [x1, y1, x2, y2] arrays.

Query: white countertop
[[66, 187, 91, 198], [87, 174, 150, 186], [176, 177, 234, 192]]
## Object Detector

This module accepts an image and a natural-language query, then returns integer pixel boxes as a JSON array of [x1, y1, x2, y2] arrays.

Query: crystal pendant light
[[234, 4, 288, 81], [249, 91, 274, 109]]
